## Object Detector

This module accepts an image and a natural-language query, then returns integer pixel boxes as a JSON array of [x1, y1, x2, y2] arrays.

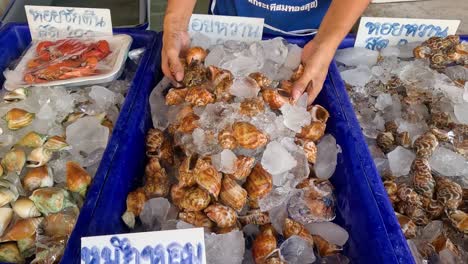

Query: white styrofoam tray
[[4, 34, 133, 90]]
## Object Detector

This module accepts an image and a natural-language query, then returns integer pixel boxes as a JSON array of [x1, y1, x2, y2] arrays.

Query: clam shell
[[0, 242, 24, 263], [178, 211, 214, 230], [204, 203, 237, 228], [283, 218, 314, 246], [232, 122, 268, 149], [410, 158, 435, 198], [12, 198, 41, 218], [0, 187, 16, 207], [1, 148, 26, 174], [219, 176, 247, 212], [16, 131, 47, 148], [229, 155, 255, 181], [185, 87, 215, 107], [194, 158, 222, 199], [239, 98, 265, 117], [396, 183, 422, 206], [179, 187, 211, 212], [436, 177, 462, 210], [313, 234, 342, 257], [0, 208, 13, 236], [29, 187, 75, 215], [43, 136, 70, 151], [243, 164, 273, 199], [252, 227, 277, 264], [297, 121, 326, 142], [396, 213, 416, 239], [218, 127, 238, 150], [3, 88, 29, 103], [3, 108, 35, 130], [0, 217, 43, 242], [66, 161, 91, 196], [248, 72, 271, 90], [22, 165, 54, 192], [413, 133, 438, 159], [396, 202, 429, 226], [308, 105, 329, 124], [186, 47, 207, 64], [165, 88, 188, 106], [26, 147, 52, 168]]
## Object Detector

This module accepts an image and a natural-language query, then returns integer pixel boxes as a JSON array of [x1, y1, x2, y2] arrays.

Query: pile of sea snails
[[336, 35, 468, 263], [123, 44, 348, 264], [0, 78, 131, 263]]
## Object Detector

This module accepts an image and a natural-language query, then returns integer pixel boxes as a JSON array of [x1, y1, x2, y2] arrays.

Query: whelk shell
[[0, 242, 24, 263], [204, 203, 237, 228], [446, 210, 468, 233], [179, 187, 211, 211], [248, 72, 272, 90], [420, 197, 444, 219], [122, 188, 147, 228], [396, 202, 429, 226], [12, 198, 41, 218], [297, 139, 317, 164], [252, 226, 277, 264], [396, 183, 422, 206], [3, 88, 29, 103], [186, 47, 207, 64], [178, 155, 198, 187], [283, 218, 314, 246], [43, 136, 70, 151], [42, 209, 78, 237], [183, 62, 207, 87], [395, 131, 411, 148], [430, 128, 452, 143], [383, 180, 399, 204], [17, 234, 34, 259], [66, 161, 91, 196], [376, 132, 395, 153], [22, 165, 53, 192], [430, 112, 450, 129], [410, 158, 435, 198], [3, 108, 35, 130], [165, 88, 188, 106], [232, 122, 268, 149], [243, 164, 273, 199], [240, 98, 265, 117], [26, 147, 52, 168], [384, 120, 398, 134], [297, 121, 326, 142], [185, 87, 215, 107], [146, 128, 164, 156], [177, 113, 199, 133], [0, 208, 13, 236], [1, 148, 26, 174], [413, 46, 432, 59], [313, 234, 343, 257], [239, 210, 271, 226], [158, 137, 174, 166], [219, 176, 247, 212], [171, 183, 187, 208], [0, 187, 16, 207], [218, 127, 238, 150], [16, 131, 47, 148], [0, 217, 43, 242], [435, 177, 462, 210], [144, 169, 170, 198], [145, 157, 163, 178], [229, 155, 255, 181], [261, 88, 291, 110], [308, 105, 330, 124], [178, 211, 214, 230], [194, 158, 222, 199], [29, 187, 75, 215], [396, 213, 416, 239], [413, 133, 438, 158]]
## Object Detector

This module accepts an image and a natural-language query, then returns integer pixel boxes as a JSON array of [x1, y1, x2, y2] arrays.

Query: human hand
[[291, 39, 336, 105], [161, 30, 191, 85]]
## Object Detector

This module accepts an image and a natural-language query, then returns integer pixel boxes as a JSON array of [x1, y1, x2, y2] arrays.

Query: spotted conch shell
[[243, 164, 273, 199], [218, 126, 238, 150], [261, 88, 291, 110], [248, 72, 271, 90], [446, 210, 468, 233], [232, 122, 268, 149], [219, 176, 247, 212], [229, 155, 255, 181], [185, 87, 215, 107], [297, 121, 326, 142], [240, 98, 265, 117], [186, 47, 207, 64], [312, 234, 343, 257]]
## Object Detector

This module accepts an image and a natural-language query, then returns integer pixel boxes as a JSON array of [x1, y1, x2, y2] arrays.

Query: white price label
[[25, 5, 113, 40], [81, 228, 206, 263], [355, 17, 460, 50]]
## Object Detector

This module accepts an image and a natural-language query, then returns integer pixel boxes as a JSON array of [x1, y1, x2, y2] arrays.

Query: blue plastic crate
[[85, 34, 414, 263], [0, 23, 160, 263]]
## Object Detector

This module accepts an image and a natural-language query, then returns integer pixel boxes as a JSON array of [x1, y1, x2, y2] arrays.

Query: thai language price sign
[[81, 228, 206, 264], [188, 14, 264, 42], [25, 5, 113, 40], [356, 17, 460, 50]]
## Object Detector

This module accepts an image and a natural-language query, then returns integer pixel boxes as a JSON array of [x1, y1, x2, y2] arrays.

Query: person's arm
[[292, 0, 371, 104], [162, 0, 197, 84]]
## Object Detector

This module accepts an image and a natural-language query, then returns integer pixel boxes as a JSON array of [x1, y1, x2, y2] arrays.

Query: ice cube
[[205, 45, 226, 67], [335, 47, 379, 67], [340, 66, 373, 87], [150, 78, 171, 130], [66, 116, 109, 156], [280, 94, 311, 132], [261, 37, 288, 65], [268, 201, 288, 235], [373, 113, 385, 131], [230, 77, 261, 99], [260, 59, 280, 80], [454, 102, 468, 124], [272, 172, 293, 187], [140, 198, 171, 231], [89, 85, 116, 109], [190, 32, 213, 50], [387, 146, 416, 177], [398, 42, 421, 59], [261, 141, 297, 175], [276, 67, 294, 81], [279, 236, 316, 264], [375, 93, 393, 111], [420, 220, 443, 242], [305, 222, 349, 246], [464, 82, 468, 102], [221, 56, 262, 77], [315, 135, 341, 179], [407, 240, 424, 264], [212, 149, 238, 174], [205, 231, 245, 264], [429, 147, 468, 177], [380, 47, 400, 57], [284, 44, 302, 69], [439, 249, 460, 264], [176, 221, 195, 229], [192, 128, 205, 148], [37, 103, 56, 120], [258, 186, 294, 212]]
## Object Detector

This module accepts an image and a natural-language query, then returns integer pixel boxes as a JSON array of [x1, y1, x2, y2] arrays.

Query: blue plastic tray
[[0, 23, 161, 263], [85, 34, 413, 263]]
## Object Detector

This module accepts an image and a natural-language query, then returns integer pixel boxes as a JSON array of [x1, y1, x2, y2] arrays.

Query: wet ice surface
[[280, 235, 316, 264], [305, 222, 349, 246], [387, 146, 416, 177], [315, 135, 341, 179], [205, 231, 245, 264]]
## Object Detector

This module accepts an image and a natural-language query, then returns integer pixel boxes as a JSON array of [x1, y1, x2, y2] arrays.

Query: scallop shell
[[297, 121, 326, 142], [238, 209, 271, 225], [3, 108, 35, 130], [179, 187, 211, 211], [413, 133, 439, 158], [26, 147, 52, 168], [261, 89, 291, 110], [178, 211, 214, 230], [3, 88, 29, 103], [420, 196, 444, 219], [312, 234, 343, 257], [29, 187, 75, 215], [396, 184, 422, 206], [146, 128, 164, 156], [240, 98, 265, 117], [243, 164, 273, 199], [204, 203, 237, 228], [283, 218, 314, 246], [22, 165, 53, 192], [122, 187, 147, 229], [446, 209, 468, 233], [232, 122, 268, 149], [396, 213, 416, 239], [229, 155, 255, 181], [43, 136, 70, 151], [0, 208, 13, 236], [248, 72, 272, 90], [12, 198, 41, 218], [218, 127, 238, 150], [194, 158, 222, 199], [42, 209, 78, 237], [0, 242, 24, 263], [0, 187, 16, 207], [1, 148, 26, 174], [219, 176, 247, 212], [186, 47, 207, 64], [395, 131, 411, 148], [0, 217, 43, 242], [383, 180, 399, 204], [308, 105, 330, 124], [16, 131, 47, 148], [144, 169, 170, 198], [165, 88, 188, 106], [290, 64, 304, 82], [177, 113, 200, 133], [185, 87, 215, 106], [252, 227, 277, 264], [384, 120, 398, 134], [410, 158, 435, 198], [66, 161, 91, 196], [376, 132, 395, 153], [435, 177, 462, 210]]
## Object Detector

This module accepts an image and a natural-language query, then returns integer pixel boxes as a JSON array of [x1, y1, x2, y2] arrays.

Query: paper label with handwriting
[[81, 228, 206, 264], [188, 14, 264, 42], [25, 5, 113, 40], [356, 17, 460, 50]]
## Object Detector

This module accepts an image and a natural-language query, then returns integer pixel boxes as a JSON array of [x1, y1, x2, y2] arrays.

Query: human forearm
[[164, 0, 197, 31], [314, 0, 370, 50]]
